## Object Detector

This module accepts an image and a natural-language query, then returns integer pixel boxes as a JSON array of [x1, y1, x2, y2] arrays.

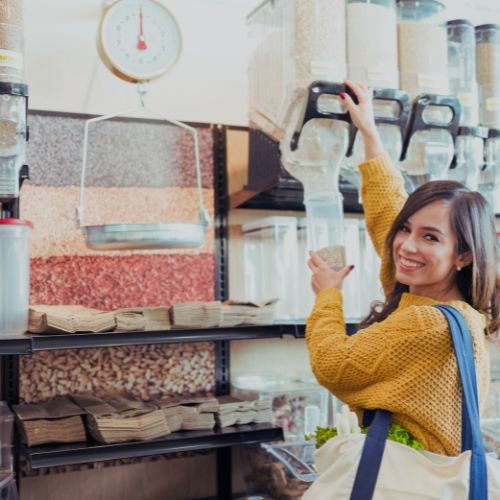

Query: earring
[[456, 266, 462, 272]]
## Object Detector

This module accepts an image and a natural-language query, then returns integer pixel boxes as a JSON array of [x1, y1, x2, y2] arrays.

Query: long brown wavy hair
[[359, 180, 500, 337]]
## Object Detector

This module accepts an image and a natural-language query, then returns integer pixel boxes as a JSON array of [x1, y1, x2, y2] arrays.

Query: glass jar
[[448, 127, 487, 190], [347, 0, 398, 88], [447, 19, 478, 126], [397, 0, 448, 100], [475, 24, 500, 128]]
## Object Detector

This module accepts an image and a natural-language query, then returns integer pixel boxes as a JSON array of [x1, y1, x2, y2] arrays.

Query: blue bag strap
[[436, 305, 487, 500], [349, 409, 391, 500], [349, 305, 488, 500]]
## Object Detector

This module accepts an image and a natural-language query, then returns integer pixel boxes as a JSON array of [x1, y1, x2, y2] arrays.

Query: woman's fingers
[[307, 258, 318, 272], [344, 79, 365, 102], [309, 251, 328, 268]]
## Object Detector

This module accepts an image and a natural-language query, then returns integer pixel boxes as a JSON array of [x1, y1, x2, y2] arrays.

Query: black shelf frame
[[25, 423, 283, 469]]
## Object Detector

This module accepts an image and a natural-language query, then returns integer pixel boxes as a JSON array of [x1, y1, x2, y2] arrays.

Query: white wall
[[24, 0, 258, 125]]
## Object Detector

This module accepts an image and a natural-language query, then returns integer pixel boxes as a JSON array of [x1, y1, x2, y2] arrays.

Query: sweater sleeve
[[306, 287, 390, 393], [358, 153, 408, 296]]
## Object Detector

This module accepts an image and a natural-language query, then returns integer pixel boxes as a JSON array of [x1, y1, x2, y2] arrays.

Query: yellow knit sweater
[[306, 153, 490, 456]]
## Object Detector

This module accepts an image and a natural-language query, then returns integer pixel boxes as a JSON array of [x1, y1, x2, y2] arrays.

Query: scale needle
[[137, 7, 147, 50]]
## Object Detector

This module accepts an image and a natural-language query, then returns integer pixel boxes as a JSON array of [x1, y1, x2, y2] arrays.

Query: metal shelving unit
[[25, 423, 283, 469]]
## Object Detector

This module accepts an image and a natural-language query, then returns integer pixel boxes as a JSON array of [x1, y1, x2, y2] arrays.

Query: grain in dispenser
[[247, 0, 346, 142], [0, 0, 24, 83], [397, 0, 448, 101], [475, 24, 500, 128], [347, 0, 398, 89], [447, 20, 479, 127]]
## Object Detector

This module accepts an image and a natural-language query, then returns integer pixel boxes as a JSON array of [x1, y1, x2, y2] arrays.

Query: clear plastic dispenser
[[346, 0, 398, 89], [397, 0, 448, 100], [475, 24, 500, 128], [447, 20, 478, 126], [247, 0, 347, 141], [341, 88, 410, 193], [242, 216, 298, 321], [400, 94, 461, 191], [449, 127, 488, 190], [478, 128, 500, 208], [280, 82, 354, 270]]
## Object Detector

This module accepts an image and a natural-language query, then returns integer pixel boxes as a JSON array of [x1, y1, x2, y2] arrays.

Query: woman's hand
[[308, 251, 355, 294], [340, 80, 384, 160]]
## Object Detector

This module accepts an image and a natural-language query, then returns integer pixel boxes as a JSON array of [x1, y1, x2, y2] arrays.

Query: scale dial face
[[97, 0, 182, 82]]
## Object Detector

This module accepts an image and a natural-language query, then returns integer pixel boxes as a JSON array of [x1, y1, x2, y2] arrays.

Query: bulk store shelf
[[24, 423, 283, 469]]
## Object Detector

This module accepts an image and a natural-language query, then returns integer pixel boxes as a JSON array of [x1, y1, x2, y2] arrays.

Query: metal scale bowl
[[77, 86, 209, 251]]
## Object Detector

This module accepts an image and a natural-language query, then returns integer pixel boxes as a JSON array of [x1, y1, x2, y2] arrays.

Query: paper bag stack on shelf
[[13, 396, 86, 446], [215, 395, 273, 428], [156, 396, 218, 431], [169, 302, 222, 328], [113, 307, 171, 331], [71, 393, 170, 444]]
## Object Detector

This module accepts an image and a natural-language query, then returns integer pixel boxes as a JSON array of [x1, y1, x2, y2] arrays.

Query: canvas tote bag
[[303, 305, 500, 500]]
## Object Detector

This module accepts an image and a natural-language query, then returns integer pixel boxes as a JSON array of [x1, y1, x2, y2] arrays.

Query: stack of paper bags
[[114, 307, 171, 332], [220, 299, 278, 327], [215, 396, 273, 428], [71, 393, 170, 444], [28, 305, 116, 334], [13, 396, 87, 446], [170, 302, 222, 328], [156, 396, 218, 431]]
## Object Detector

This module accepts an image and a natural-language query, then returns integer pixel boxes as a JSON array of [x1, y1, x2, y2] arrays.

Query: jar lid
[[447, 19, 473, 27], [0, 218, 33, 228], [475, 24, 500, 32], [458, 126, 488, 139], [397, 0, 445, 19]]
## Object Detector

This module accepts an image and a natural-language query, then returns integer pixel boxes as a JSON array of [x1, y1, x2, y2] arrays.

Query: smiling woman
[[305, 79, 500, 459]]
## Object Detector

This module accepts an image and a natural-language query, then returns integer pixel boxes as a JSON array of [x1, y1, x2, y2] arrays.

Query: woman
[[306, 80, 500, 456]]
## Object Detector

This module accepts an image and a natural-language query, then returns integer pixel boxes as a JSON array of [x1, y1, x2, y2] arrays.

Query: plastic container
[[478, 128, 500, 209], [241, 441, 315, 499], [242, 216, 298, 321], [231, 375, 329, 441], [297, 217, 361, 322], [397, 0, 448, 100], [448, 126, 487, 190], [347, 0, 398, 88], [0, 402, 13, 475], [447, 20, 479, 126], [247, 0, 346, 141], [476, 25, 500, 128], [0, 219, 32, 334]]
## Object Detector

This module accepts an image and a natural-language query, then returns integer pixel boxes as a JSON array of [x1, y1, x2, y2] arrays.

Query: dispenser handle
[[400, 94, 461, 162], [346, 88, 411, 157], [291, 81, 357, 151]]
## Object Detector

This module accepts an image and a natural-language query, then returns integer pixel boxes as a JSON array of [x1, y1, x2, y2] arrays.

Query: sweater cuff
[[358, 152, 396, 177], [315, 288, 343, 308]]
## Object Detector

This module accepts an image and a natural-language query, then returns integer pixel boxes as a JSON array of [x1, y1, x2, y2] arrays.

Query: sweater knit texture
[[306, 153, 490, 456]]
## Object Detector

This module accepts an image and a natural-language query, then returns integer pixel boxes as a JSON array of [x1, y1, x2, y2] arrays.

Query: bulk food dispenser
[[341, 88, 410, 193], [0, 0, 32, 339], [448, 127, 488, 190], [447, 20, 479, 127], [280, 82, 354, 270], [346, 0, 399, 90], [247, 0, 346, 142], [475, 24, 500, 129], [478, 128, 500, 209], [397, 0, 449, 101], [400, 94, 461, 191]]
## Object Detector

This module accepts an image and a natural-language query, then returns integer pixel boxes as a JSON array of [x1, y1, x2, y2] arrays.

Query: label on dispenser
[[310, 60, 345, 79], [0, 49, 23, 70], [458, 93, 475, 107], [417, 73, 442, 90], [485, 98, 500, 112]]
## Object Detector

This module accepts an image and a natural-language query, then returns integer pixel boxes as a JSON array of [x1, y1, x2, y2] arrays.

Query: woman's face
[[392, 200, 464, 299]]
